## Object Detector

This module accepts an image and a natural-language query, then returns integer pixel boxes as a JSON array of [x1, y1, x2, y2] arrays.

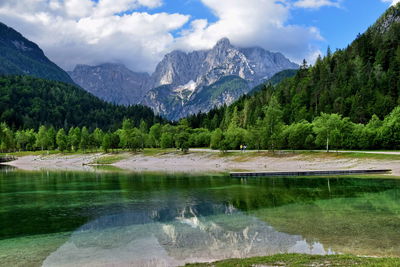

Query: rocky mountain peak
[[140, 38, 299, 120], [214, 37, 233, 50], [70, 37, 298, 120]]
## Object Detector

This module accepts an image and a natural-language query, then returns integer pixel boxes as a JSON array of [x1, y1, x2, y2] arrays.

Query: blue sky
[[148, 0, 391, 55], [288, 0, 390, 53], [0, 0, 396, 71]]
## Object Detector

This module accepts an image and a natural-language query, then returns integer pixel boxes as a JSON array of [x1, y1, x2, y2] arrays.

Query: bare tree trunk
[[326, 136, 329, 152]]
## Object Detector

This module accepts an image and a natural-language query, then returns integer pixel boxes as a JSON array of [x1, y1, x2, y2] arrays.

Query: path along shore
[[2, 149, 400, 176]]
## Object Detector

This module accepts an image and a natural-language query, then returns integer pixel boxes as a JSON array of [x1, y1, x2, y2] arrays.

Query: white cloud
[[294, 0, 341, 9], [0, 0, 188, 72], [0, 0, 326, 72], [381, 0, 400, 5], [174, 0, 324, 64], [64, 0, 94, 17]]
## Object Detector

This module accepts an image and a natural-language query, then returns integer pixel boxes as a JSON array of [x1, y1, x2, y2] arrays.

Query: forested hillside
[[0, 76, 164, 130], [187, 3, 400, 128], [0, 22, 74, 84]]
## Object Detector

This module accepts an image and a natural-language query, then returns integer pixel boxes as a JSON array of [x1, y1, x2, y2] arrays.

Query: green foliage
[[139, 120, 148, 134], [15, 129, 35, 151], [110, 133, 120, 151], [69, 127, 81, 152], [160, 132, 174, 149], [119, 119, 144, 151], [56, 129, 68, 152], [379, 106, 400, 149], [101, 132, 120, 153], [175, 131, 190, 153], [189, 128, 211, 148], [36, 125, 50, 151], [313, 113, 345, 152], [0, 105, 399, 153], [0, 75, 164, 130], [210, 129, 223, 150], [80, 127, 90, 152], [92, 128, 104, 149], [286, 121, 314, 150], [249, 69, 298, 94], [127, 128, 144, 151], [149, 123, 162, 148], [47, 127, 56, 150], [0, 123, 15, 152], [263, 95, 284, 151], [246, 123, 263, 150], [101, 133, 111, 153], [225, 127, 247, 150]]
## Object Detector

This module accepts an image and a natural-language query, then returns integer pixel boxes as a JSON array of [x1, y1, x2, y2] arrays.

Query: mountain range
[[0, 20, 298, 120], [69, 38, 298, 120], [68, 64, 150, 106]]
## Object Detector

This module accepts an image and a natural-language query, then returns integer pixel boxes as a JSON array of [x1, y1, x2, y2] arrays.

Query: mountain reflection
[[43, 203, 333, 267]]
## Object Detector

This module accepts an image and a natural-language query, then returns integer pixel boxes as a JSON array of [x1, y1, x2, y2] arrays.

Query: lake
[[1, 166, 400, 266]]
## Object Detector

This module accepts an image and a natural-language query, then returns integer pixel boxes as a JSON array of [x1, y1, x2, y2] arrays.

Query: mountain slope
[[186, 76, 250, 114], [0, 75, 163, 130], [141, 38, 298, 120], [149, 38, 297, 91], [142, 76, 250, 120], [247, 2, 400, 124], [70, 38, 298, 120], [0, 22, 74, 84], [185, 3, 400, 128], [271, 2, 400, 124], [69, 64, 151, 105], [249, 69, 298, 94]]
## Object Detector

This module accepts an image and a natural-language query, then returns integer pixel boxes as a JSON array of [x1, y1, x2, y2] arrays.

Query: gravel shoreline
[[3, 151, 400, 176]]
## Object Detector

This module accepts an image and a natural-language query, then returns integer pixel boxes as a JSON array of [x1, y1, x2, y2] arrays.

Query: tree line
[[1, 99, 400, 153]]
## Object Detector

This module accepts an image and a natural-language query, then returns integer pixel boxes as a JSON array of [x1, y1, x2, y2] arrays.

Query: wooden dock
[[230, 169, 392, 177]]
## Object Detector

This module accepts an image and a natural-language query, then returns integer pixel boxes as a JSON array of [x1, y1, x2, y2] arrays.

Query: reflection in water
[[2, 170, 400, 266], [0, 164, 15, 172], [43, 204, 333, 267]]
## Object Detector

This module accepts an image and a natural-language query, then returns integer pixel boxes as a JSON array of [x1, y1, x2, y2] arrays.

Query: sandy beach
[[3, 150, 400, 176]]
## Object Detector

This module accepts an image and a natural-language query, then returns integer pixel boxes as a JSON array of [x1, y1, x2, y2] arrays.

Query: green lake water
[[1, 165, 400, 266]]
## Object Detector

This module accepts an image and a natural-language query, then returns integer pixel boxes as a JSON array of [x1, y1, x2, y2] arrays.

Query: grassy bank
[[184, 254, 400, 267]]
